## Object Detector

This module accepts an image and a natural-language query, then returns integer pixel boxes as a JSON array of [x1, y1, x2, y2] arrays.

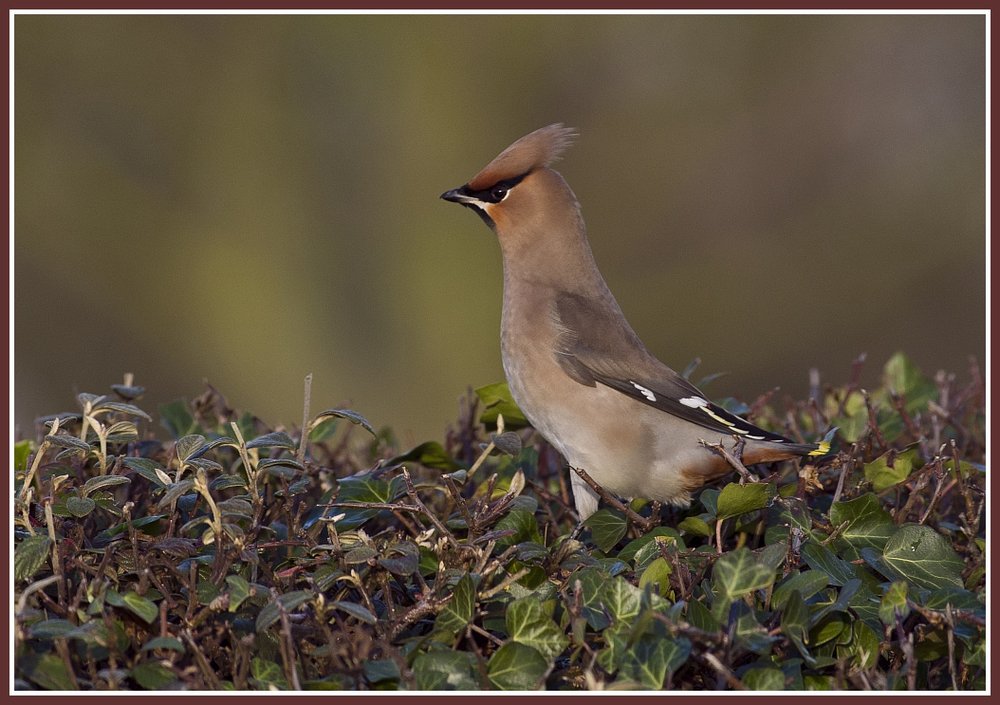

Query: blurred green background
[[14, 14, 985, 443]]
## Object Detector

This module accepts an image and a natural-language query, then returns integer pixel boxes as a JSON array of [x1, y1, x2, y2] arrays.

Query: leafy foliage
[[13, 353, 986, 691]]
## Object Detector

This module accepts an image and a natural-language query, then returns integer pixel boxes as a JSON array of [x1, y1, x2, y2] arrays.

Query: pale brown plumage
[[442, 124, 829, 520]]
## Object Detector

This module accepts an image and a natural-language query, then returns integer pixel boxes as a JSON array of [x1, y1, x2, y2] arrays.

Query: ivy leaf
[[475, 382, 529, 428], [716, 482, 774, 521], [882, 524, 964, 591], [800, 541, 858, 587], [385, 441, 461, 471], [864, 445, 921, 492], [159, 400, 200, 439], [506, 597, 568, 661], [619, 636, 692, 689], [743, 667, 785, 691], [711, 547, 775, 621], [772, 570, 830, 609], [412, 650, 478, 690], [678, 516, 713, 537], [879, 581, 910, 625], [434, 574, 476, 641], [882, 352, 937, 413], [584, 509, 627, 553], [226, 575, 251, 613], [829, 493, 894, 551], [487, 642, 546, 690]]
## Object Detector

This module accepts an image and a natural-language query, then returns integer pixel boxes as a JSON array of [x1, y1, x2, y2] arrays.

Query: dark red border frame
[[4, 4, 991, 703]]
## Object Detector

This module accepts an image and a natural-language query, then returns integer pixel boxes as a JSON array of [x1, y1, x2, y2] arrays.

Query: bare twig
[[297, 372, 313, 466]]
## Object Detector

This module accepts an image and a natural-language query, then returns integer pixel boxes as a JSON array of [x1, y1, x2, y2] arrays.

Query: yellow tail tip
[[808, 440, 832, 457]]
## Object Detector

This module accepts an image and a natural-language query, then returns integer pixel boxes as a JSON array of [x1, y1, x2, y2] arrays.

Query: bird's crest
[[467, 123, 577, 190]]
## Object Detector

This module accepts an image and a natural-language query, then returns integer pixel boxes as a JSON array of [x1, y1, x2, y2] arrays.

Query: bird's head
[[441, 124, 579, 240]]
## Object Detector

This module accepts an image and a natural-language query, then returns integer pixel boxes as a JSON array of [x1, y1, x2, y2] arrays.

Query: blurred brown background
[[14, 14, 985, 443]]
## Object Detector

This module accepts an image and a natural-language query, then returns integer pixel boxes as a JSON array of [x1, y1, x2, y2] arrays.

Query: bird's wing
[[552, 292, 805, 446]]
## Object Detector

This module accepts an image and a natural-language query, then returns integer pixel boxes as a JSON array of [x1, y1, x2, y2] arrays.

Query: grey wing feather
[[552, 292, 796, 444]]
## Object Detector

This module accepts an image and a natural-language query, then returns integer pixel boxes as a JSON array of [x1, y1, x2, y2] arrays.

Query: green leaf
[[716, 482, 774, 520], [677, 516, 713, 537], [781, 589, 811, 661], [434, 574, 476, 640], [487, 642, 547, 690], [66, 496, 97, 517], [330, 600, 378, 624], [385, 441, 461, 471], [882, 524, 964, 591], [772, 570, 830, 609], [879, 581, 910, 626], [743, 667, 785, 690], [602, 576, 643, 624], [686, 597, 720, 633], [245, 431, 296, 450], [584, 509, 628, 553], [15, 535, 52, 581], [848, 620, 881, 669], [130, 662, 176, 690], [619, 636, 691, 689], [45, 433, 91, 452], [159, 400, 199, 439], [94, 400, 152, 421], [882, 352, 936, 412], [23, 653, 77, 690], [475, 381, 529, 428], [711, 547, 775, 620], [141, 636, 185, 653], [255, 590, 313, 632], [573, 568, 612, 630], [800, 541, 858, 587], [639, 557, 673, 595], [619, 527, 683, 563], [864, 445, 921, 492], [122, 457, 169, 488], [829, 493, 894, 550], [226, 574, 251, 613], [363, 659, 400, 684], [506, 597, 568, 661], [412, 650, 478, 690], [495, 508, 542, 548], [312, 408, 376, 438], [250, 658, 287, 689], [378, 541, 419, 576], [175, 434, 206, 462], [14, 439, 33, 474], [81, 474, 131, 497], [211, 474, 248, 491], [29, 619, 76, 639], [156, 479, 195, 509], [122, 591, 159, 624]]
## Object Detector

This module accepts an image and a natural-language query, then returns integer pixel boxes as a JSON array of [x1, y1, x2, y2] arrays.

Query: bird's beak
[[440, 187, 474, 204]]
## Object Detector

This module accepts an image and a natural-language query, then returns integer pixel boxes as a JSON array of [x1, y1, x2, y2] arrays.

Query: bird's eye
[[490, 186, 508, 202]]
